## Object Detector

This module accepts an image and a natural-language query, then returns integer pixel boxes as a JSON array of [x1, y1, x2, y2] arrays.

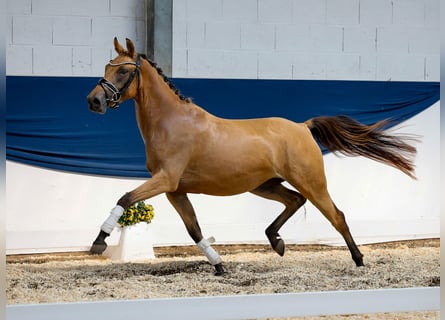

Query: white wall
[[6, 0, 146, 76], [172, 0, 440, 80]]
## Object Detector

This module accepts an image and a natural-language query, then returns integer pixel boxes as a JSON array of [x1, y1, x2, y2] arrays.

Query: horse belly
[[178, 154, 277, 196], [177, 172, 272, 196]]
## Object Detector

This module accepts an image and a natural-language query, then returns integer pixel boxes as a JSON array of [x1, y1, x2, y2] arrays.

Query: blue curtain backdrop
[[6, 76, 439, 177]]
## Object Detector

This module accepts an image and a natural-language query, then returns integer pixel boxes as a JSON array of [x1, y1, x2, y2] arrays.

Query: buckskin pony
[[87, 38, 417, 275]]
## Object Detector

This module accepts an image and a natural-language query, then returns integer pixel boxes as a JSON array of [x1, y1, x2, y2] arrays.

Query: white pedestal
[[104, 223, 155, 261]]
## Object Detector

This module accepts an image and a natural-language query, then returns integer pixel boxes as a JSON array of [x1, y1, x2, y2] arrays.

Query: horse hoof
[[214, 263, 226, 276], [353, 254, 364, 267], [90, 242, 107, 255], [272, 238, 285, 256], [355, 260, 365, 267], [267, 232, 285, 256]]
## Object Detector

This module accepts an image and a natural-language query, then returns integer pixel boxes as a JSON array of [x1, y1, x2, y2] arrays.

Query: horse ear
[[125, 38, 136, 58], [114, 37, 125, 55]]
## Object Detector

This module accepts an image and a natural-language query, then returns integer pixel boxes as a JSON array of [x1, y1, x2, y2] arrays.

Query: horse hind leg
[[332, 204, 364, 267], [250, 178, 307, 256], [300, 184, 364, 267], [323, 202, 364, 266], [166, 192, 225, 276]]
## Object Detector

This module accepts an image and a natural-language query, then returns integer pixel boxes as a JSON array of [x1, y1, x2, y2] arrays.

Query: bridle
[[98, 54, 141, 109]]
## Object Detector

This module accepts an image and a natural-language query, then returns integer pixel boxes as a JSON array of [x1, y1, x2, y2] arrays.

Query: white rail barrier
[[6, 287, 439, 320]]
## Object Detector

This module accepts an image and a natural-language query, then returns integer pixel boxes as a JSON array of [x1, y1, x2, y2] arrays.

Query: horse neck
[[134, 60, 195, 135], [135, 60, 180, 111]]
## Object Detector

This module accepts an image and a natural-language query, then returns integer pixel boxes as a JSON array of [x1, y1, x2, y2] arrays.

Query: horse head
[[87, 37, 141, 114]]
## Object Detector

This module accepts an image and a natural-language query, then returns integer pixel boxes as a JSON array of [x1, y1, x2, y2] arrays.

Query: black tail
[[305, 115, 418, 179]]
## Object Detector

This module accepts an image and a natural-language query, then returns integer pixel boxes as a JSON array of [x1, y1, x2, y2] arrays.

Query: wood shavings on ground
[[6, 239, 439, 319]]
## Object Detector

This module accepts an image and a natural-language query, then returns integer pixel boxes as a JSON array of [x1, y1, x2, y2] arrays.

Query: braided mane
[[139, 54, 192, 103]]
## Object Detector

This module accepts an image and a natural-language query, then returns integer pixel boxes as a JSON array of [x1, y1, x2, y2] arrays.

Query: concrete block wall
[[7, 0, 440, 80], [172, 0, 440, 80], [7, 0, 146, 76]]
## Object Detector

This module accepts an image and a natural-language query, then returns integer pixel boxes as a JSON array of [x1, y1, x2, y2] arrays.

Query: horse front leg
[[90, 172, 177, 255], [166, 192, 225, 276]]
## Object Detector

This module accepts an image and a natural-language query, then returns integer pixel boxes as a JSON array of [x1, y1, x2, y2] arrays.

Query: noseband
[[98, 54, 141, 109]]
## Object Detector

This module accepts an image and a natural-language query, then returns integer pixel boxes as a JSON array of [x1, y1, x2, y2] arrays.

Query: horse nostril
[[88, 95, 101, 107], [93, 98, 101, 106]]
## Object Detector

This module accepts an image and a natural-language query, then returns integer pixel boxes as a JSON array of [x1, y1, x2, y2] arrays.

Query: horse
[[87, 38, 417, 276]]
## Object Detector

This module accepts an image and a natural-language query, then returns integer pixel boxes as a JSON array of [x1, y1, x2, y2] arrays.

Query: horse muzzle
[[87, 89, 107, 115]]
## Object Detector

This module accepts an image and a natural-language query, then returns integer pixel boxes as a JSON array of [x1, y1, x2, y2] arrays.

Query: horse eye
[[119, 68, 129, 75]]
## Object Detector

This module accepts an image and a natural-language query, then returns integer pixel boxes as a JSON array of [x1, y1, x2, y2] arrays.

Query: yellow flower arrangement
[[118, 201, 155, 227]]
